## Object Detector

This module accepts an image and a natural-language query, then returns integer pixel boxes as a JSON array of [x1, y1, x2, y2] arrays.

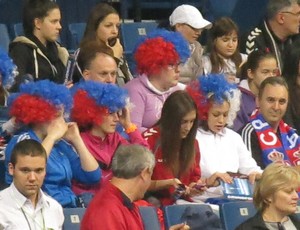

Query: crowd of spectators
[[1, 0, 300, 229]]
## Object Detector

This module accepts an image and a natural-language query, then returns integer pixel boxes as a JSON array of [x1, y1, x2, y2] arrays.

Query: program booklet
[[220, 177, 254, 200]]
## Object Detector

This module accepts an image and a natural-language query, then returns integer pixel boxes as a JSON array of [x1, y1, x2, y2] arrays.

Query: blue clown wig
[[71, 81, 128, 128], [0, 48, 17, 88], [187, 74, 239, 125], [133, 29, 190, 76], [8, 80, 73, 124]]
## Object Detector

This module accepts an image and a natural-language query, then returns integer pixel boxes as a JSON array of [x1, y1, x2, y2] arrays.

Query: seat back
[[220, 201, 256, 230], [63, 207, 86, 230], [0, 24, 11, 51], [163, 204, 220, 229], [13, 23, 24, 38], [68, 23, 86, 51], [139, 206, 161, 230], [120, 21, 157, 72], [120, 21, 157, 55]]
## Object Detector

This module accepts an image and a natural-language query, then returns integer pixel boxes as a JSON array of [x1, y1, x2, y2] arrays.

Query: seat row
[[63, 201, 300, 230]]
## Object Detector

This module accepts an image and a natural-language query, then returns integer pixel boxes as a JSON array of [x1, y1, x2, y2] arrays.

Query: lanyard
[[21, 206, 46, 230]]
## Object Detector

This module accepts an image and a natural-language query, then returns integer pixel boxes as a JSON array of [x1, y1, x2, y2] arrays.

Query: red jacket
[[143, 127, 201, 205]]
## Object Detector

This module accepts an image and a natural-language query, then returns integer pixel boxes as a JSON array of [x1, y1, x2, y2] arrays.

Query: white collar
[[239, 79, 251, 91], [10, 183, 50, 209], [198, 127, 226, 136], [143, 74, 174, 95]]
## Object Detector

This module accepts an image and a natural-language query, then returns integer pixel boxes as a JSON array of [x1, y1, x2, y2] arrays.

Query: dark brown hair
[[208, 17, 242, 74], [78, 41, 115, 72], [157, 90, 198, 177], [80, 3, 119, 46], [23, 0, 59, 36], [10, 139, 47, 166]]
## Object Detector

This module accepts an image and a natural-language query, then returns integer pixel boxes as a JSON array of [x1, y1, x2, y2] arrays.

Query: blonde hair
[[253, 163, 300, 212]]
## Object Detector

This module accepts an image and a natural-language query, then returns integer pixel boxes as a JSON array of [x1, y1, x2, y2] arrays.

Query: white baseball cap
[[169, 4, 212, 30]]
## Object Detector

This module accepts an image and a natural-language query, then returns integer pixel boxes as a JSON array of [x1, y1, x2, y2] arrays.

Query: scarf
[[250, 110, 300, 166]]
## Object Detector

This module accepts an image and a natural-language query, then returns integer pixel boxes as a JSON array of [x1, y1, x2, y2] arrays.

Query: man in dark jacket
[[242, 0, 300, 73]]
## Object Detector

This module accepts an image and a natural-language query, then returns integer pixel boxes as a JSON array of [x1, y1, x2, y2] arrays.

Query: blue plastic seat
[[63, 207, 86, 230], [163, 204, 220, 229], [120, 21, 157, 72], [219, 201, 256, 230], [68, 23, 86, 51], [139, 206, 161, 230], [0, 24, 10, 52], [13, 23, 24, 38]]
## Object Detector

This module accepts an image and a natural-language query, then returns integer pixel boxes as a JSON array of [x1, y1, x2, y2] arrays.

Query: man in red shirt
[[81, 144, 154, 230]]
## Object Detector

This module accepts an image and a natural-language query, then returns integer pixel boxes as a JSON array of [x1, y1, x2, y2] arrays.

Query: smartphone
[[193, 183, 206, 190], [108, 37, 117, 47]]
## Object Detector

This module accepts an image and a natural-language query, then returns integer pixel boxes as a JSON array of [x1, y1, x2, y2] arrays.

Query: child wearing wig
[[5, 80, 101, 207], [124, 29, 190, 132], [71, 81, 148, 194], [143, 90, 205, 206], [187, 74, 261, 201], [203, 17, 247, 83]]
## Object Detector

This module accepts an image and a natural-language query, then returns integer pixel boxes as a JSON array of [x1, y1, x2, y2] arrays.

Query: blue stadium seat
[[163, 204, 220, 229], [13, 23, 24, 38], [68, 23, 86, 52], [231, 0, 268, 35], [205, 0, 238, 21], [63, 207, 86, 230], [120, 21, 157, 73], [0, 24, 10, 52], [139, 206, 161, 230], [219, 201, 256, 230]]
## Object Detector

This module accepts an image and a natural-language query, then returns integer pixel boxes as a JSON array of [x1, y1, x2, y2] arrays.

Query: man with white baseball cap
[[169, 4, 212, 84]]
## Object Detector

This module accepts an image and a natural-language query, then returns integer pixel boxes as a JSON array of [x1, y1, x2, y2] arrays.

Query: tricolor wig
[[186, 74, 240, 126], [71, 81, 128, 129], [0, 48, 17, 88], [8, 80, 73, 125], [134, 29, 190, 76]]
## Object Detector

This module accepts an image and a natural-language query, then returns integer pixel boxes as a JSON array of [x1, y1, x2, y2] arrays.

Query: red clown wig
[[134, 37, 179, 76]]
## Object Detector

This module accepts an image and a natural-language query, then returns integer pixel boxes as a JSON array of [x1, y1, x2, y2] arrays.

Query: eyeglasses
[[167, 62, 184, 70], [281, 11, 300, 17]]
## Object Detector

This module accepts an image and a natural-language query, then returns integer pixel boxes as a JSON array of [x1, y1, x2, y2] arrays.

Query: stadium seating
[[63, 207, 86, 230], [139, 206, 161, 230], [0, 24, 10, 51], [163, 204, 221, 229], [120, 21, 158, 73], [219, 201, 256, 230], [68, 22, 86, 52]]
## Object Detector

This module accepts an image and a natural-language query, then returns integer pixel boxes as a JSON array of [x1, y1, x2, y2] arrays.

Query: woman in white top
[[187, 74, 261, 200], [202, 17, 247, 83]]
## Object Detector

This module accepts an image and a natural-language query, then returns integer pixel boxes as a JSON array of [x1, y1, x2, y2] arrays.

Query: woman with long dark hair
[[143, 90, 204, 206], [71, 3, 131, 85]]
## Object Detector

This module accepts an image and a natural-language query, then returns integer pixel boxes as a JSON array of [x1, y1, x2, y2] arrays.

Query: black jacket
[[236, 211, 300, 230], [9, 35, 68, 91], [241, 20, 300, 73]]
